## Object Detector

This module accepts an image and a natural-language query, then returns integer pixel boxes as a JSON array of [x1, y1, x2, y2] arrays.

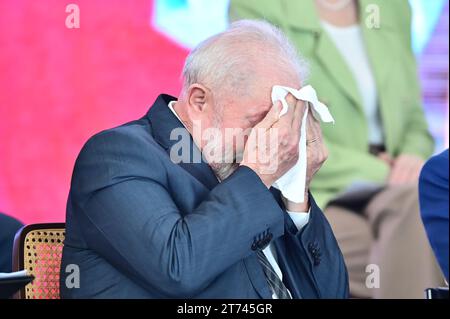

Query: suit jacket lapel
[[283, 0, 363, 113], [269, 188, 320, 298], [147, 94, 219, 190], [283, 0, 399, 116], [315, 32, 364, 110], [243, 257, 273, 299], [359, 0, 397, 103], [272, 238, 303, 299], [273, 216, 321, 299], [358, 0, 398, 149]]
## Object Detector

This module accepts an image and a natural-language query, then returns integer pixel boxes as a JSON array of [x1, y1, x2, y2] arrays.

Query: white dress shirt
[[167, 101, 310, 298], [321, 21, 383, 145]]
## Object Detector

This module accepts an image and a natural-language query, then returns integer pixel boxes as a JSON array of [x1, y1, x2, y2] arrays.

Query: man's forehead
[[221, 65, 301, 116], [252, 79, 300, 109], [247, 101, 272, 116]]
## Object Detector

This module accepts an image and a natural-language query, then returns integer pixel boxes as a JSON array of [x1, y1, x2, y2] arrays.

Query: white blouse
[[321, 20, 384, 145]]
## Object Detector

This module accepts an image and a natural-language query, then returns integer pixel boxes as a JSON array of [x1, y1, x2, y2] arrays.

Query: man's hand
[[240, 94, 304, 188], [283, 108, 328, 212], [388, 154, 424, 186], [304, 108, 328, 191], [240, 95, 328, 212]]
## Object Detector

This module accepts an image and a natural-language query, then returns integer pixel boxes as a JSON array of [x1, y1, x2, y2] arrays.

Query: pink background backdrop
[[0, 0, 188, 224]]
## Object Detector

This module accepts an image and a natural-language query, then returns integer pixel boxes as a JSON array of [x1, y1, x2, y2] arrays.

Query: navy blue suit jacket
[[419, 149, 449, 281], [60, 94, 349, 298]]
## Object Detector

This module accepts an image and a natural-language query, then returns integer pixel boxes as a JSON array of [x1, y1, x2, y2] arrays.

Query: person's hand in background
[[388, 154, 424, 186], [378, 152, 393, 166]]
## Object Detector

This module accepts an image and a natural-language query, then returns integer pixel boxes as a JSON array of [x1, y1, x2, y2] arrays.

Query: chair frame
[[12, 223, 66, 299]]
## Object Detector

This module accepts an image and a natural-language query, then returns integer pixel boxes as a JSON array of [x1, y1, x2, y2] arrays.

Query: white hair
[[181, 19, 309, 98]]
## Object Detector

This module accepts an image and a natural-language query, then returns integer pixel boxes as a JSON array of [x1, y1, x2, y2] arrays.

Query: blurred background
[[0, 0, 448, 224]]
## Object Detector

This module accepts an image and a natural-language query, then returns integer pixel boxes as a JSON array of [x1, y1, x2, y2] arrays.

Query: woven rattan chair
[[12, 223, 65, 299]]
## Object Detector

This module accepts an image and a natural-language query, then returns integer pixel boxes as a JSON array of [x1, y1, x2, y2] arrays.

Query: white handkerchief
[[271, 85, 334, 203]]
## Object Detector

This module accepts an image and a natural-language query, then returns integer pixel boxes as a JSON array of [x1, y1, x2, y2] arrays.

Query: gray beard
[[205, 114, 243, 181], [210, 140, 244, 181], [207, 143, 242, 181], [211, 162, 240, 181]]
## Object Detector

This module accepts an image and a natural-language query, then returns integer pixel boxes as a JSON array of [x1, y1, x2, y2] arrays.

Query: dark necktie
[[256, 250, 292, 299]]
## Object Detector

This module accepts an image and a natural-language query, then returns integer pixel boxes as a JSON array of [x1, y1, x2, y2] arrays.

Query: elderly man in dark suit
[[60, 20, 348, 299]]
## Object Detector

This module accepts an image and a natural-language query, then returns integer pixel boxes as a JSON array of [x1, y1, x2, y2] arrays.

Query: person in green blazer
[[230, 0, 444, 298]]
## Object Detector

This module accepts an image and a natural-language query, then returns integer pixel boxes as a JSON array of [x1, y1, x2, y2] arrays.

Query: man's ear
[[186, 84, 210, 114]]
